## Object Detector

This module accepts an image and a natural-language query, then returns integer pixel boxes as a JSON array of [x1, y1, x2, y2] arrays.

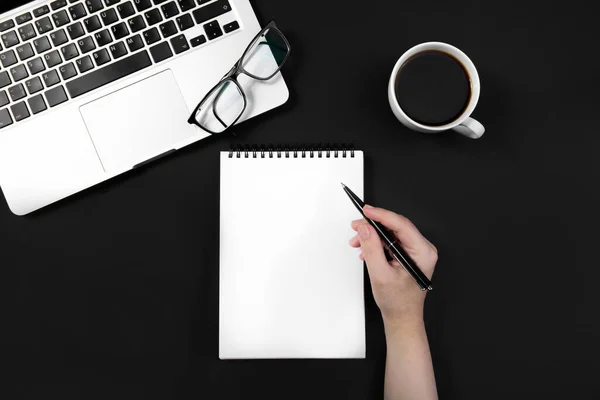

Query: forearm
[[384, 318, 438, 400]]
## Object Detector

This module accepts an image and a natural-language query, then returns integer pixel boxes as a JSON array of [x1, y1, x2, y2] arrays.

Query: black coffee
[[394, 51, 471, 126]]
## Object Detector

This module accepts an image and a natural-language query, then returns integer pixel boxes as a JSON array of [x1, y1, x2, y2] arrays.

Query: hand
[[350, 205, 438, 332]]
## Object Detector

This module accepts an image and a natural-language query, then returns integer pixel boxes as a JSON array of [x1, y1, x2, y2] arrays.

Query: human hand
[[350, 205, 438, 332]]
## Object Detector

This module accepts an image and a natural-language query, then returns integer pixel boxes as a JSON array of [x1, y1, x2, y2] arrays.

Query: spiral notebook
[[219, 145, 365, 359]]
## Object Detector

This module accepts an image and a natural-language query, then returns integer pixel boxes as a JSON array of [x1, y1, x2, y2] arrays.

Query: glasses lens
[[194, 80, 245, 133], [241, 27, 289, 79]]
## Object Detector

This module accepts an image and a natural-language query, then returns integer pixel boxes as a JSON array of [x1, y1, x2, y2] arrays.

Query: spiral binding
[[228, 144, 355, 159]]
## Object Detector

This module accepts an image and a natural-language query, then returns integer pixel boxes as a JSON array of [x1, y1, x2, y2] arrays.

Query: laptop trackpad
[[80, 70, 198, 172]]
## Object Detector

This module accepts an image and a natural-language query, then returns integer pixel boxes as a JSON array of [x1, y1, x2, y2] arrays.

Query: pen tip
[[341, 183, 346, 188]]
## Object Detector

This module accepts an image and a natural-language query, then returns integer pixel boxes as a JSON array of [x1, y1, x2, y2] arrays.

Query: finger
[[349, 234, 360, 248], [363, 205, 429, 250], [359, 252, 364, 261], [356, 222, 388, 278], [351, 219, 365, 231]]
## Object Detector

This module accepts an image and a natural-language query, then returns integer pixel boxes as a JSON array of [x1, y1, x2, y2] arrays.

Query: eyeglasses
[[188, 21, 291, 134]]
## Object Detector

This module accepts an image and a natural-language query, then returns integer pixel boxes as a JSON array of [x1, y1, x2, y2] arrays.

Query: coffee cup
[[388, 42, 485, 139]]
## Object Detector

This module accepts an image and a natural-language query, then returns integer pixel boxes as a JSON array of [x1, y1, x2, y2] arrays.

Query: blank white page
[[219, 150, 365, 359]]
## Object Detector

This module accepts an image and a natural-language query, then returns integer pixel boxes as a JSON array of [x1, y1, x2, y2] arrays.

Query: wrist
[[383, 312, 425, 338]]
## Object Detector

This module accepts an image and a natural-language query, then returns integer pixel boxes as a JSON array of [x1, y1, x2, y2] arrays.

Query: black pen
[[342, 183, 433, 291]]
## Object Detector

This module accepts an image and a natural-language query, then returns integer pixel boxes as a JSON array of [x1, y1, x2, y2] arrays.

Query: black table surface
[[1, 0, 598, 399]]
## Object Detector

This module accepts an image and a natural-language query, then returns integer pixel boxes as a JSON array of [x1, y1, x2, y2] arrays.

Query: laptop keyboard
[[0, 0, 240, 129]]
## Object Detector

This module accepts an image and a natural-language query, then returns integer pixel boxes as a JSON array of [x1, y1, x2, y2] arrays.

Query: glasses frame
[[187, 21, 291, 134]]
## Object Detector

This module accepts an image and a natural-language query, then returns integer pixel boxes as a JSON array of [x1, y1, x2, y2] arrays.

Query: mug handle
[[452, 117, 485, 139]]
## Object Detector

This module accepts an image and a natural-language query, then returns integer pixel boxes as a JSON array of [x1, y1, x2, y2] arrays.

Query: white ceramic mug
[[388, 42, 485, 139]]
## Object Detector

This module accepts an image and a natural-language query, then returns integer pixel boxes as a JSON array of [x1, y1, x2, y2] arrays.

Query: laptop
[[0, 0, 289, 215]]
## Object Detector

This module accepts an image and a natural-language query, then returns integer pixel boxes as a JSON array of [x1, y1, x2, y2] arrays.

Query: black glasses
[[188, 21, 291, 134]]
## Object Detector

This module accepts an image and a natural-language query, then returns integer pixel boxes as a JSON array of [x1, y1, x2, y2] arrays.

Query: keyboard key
[[43, 69, 61, 87], [25, 76, 44, 94], [109, 41, 127, 58], [149, 41, 172, 62], [105, 0, 122, 5], [0, 109, 13, 129], [67, 22, 86, 40], [144, 9, 162, 26], [95, 29, 113, 46], [50, 29, 69, 46], [84, 15, 102, 33], [16, 43, 34, 61], [159, 20, 177, 38], [176, 13, 193, 31], [0, 20, 15, 33], [27, 57, 46, 74], [33, 6, 51, 18], [17, 23, 37, 41], [128, 15, 146, 33], [111, 22, 129, 39], [203, 20, 222, 40], [134, 0, 153, 12], [0, 91, 8, 107], [77, 36, 96, 53], [1, 31, 20, 48], [45, 85, 68, 107], [59, 62, 78, 79], [126, 34, 144, 51], [16, 13, 33, 25], [193, 0, 231, 25], [10, 65, 28, 82], [8, 83, 26, 101], [44, 50, 62, 67], [143, 27, 160, 45], [178, 0, 195, 12], [170, 34, 189, 54], [76, 55, 94, 73], [197, 0, 211, 4], [35, 17, 54, 35], [162, 2, 179, 18], [66, 50, 151, 97], [100, 8, 119, 26], [0, 50, 17, 67], [154, 0, 168, 4], [51, 0, 68, 10], [28, 94, 47, 114], [92, 48, 111, 65], [61, 43, 79, 60], [52, 10, 71, 28], [69, 3, 87, 20], [223, 20, 239, 33], [11, 101, 30, 121], [33, 36, 52, 53], [190, 34, 205, 47], [0, 71, 11, 88], [117, 1, 136, 18], [85, 0, 105, 13]]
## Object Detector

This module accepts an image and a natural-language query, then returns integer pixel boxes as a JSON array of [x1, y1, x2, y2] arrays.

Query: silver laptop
[[0, 0, 289, 215]]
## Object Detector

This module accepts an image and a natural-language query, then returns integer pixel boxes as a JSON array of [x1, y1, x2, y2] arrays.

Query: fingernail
[[358, 224, 370, 239], [364, 204, 374, 211]]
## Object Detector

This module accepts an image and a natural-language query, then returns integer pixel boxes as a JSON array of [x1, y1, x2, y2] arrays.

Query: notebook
[[219, 145, 365, 359]]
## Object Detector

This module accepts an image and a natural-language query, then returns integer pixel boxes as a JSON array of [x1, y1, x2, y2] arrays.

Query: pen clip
[[386, 242, 429, 291], [389, 251, 428, 291]]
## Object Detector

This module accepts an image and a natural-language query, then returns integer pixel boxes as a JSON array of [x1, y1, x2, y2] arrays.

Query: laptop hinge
[[132, 149, 177, 169]]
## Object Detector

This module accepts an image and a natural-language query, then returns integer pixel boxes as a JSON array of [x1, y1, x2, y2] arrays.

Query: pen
[[342, 183, 433, 291]]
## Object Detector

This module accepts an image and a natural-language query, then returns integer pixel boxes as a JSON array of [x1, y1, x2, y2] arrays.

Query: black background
[[1, 0, 598, 399]]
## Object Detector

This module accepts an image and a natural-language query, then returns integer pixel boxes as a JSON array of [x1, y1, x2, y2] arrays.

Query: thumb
[[357, 223, 388, 277]]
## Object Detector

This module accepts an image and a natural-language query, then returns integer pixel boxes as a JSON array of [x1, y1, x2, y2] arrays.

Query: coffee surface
[[395, 51, 471, 126]]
